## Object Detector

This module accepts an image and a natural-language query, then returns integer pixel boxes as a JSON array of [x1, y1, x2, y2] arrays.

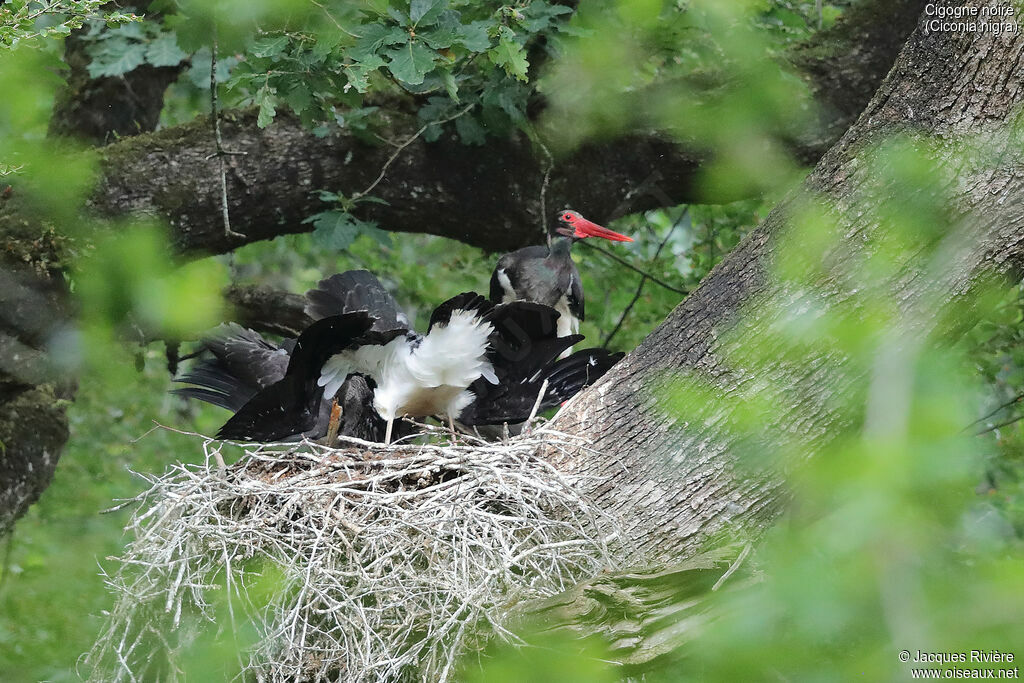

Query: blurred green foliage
[[647, 139, 1024, 680]]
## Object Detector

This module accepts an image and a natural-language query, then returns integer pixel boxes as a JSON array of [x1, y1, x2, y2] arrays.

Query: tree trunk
[[549, 0, 1024, 566], [0, 195, 75, 535]]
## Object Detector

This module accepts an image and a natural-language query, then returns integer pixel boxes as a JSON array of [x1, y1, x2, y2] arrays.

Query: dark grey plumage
[[172, 323, 291, 412], [305, 269, 410, 333], [173, 316, 405, 443], [215, 312, 403, 442]]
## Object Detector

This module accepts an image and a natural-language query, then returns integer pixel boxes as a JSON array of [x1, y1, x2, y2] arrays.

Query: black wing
[[216, 373, 320, 441], [485, 300, 568, 374], [172, 324, 290, 412], [541, 348, 623, 406], [217, 311, 398, 442], [428, 291, 493, 330], [458, 346, 622, 427], [304, 270, 410, 333]]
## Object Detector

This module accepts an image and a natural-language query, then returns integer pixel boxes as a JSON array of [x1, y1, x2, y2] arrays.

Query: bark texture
[[0, 194, 75, 535], [789, 0, 927, 161], [224, 283, 313, 338], [48, 32, 182, 145], [548, 0, 1024, 567]]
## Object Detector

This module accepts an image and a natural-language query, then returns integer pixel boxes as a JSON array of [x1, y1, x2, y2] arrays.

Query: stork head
[[554, 210, 633, 242]]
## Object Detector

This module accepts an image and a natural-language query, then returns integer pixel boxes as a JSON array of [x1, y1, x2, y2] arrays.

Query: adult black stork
[[173, 315, 406, 443], [490, 210, 633, 343]]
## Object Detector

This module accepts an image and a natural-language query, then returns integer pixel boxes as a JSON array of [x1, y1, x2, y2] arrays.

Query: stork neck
[[549, 235, 574, 258]]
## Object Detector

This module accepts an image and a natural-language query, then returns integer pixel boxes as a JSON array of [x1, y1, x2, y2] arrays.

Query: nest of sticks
[[84, 424, 621, 682]]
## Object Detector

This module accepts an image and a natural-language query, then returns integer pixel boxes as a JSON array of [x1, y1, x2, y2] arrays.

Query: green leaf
[[108, 21, 146, 41], [349, 24, 408, 62], [346, 53, 386, 93], [283, 83, 312, 114], [87, 41, 147, 77], [386, 41, 436, 85], [455, 114, 486, 145], [520, 2, 573, 32], [250, 34, 289, 59], [144, 33, 187, 67], [456, 20, 490, 52], [387, 6, 408, 24], [307, 211, 360, 250], [420, 11, 460, 49], [305, 211, 389, 250], [441, 69, 459, 102], [488, 36, 529, 81], [255, 86, 278, 128], [410, 0, 445, 25], [362, 0, 390, 15]]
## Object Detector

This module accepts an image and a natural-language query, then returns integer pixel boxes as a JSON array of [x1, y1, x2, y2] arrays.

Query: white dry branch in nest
[[84, 425, 622, 682]]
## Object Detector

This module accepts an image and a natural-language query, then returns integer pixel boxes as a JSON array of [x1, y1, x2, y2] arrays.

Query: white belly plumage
[[316, 310, 496, 423], [554, 294, 579, 358]]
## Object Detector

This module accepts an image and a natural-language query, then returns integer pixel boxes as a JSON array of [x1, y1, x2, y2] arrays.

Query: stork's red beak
[[573, 217, 633, 242]]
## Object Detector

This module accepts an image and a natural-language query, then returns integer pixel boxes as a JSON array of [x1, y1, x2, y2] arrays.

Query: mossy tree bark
[[0, 196, 75, 535]]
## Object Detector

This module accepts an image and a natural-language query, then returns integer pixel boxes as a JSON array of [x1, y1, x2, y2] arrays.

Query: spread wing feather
[[304, 270, 410, 332]]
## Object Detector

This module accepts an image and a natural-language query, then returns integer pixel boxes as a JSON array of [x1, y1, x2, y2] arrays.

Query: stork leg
[[384, 417, 394, 446], [324, 398, 341, 446], [447, 414, 458, 445]]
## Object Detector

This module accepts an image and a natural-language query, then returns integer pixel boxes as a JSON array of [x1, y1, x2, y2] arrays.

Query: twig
[[208, 33, 246, 240], [524, 379, 549, 434], [537, 140, 554, 240], [579, 239, 689, 295], [975, 412, 1024, 436], [712, 541, 752, 591], [310, 0, 360, 38], [602, 208, 688, 348], [352, 104, 474, 202], [964, 392, 1024, 431]]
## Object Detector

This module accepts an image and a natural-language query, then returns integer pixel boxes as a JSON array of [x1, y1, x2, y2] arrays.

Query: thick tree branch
[[223, 284, 312, 338], [789, 0, 927, 161], [85, 0, 920, 257], [91, 112, 701, 254]]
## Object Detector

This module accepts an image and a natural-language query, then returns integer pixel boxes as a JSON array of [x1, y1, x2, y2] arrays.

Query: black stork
[[490, 210, 633, 343], [305, 270, 621, 440], [176, 270, 621, 445], [173, 315, 408, 443], [218, 271, 572, 445]]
